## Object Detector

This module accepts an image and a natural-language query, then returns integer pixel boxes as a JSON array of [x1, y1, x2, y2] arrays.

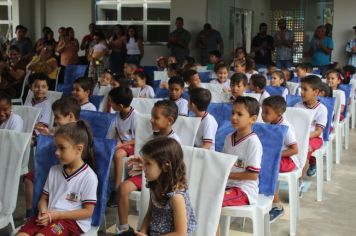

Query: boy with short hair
[[106, 87, 137, 207], [0, 92, 23, 132], [222, 96, 262, 207], [229, 73, 248, 102], [188, 88, 218, 150], [249, 74, 270, 105], [183, 69, 203, 90], [207, 50, 222, 70], [294, 75, 327, 177], [168, 76, 189, 116], [295, 63, 313, 79], [262, 96, 299, 222], [72, 76, 96, 111]]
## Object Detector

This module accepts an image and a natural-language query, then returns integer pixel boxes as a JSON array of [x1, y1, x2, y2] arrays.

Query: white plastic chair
[[131, 98, 162, 114], [11, 71, 31, 105], [53, 67, 61, 91], [196, 66, 209, 72], [131, 87, 141, 98], [280, 108, 314, 236], [350, 79, 356, 129], [0, 130, 31, 231], [286, 81, 299, 96], [153, 71, 169, 81], [328, 90, 342, 168], [201, 83, 224, 93], [342, 82, 355, 149]]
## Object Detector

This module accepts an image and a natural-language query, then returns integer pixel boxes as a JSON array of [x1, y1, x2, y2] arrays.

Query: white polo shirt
[[81, 102, 97, 112], [25, 97, 52, 126], [107, 107, 136, 143], [152, 130, 181, 144], [138, 85, 155, 98], [222, 131, 262, 204], [43, 164, 98, 232], [0, 112, 23, 132], [294, 101, 328, 138], [171, 97, 188, 116], [194, 112, 218, 151]]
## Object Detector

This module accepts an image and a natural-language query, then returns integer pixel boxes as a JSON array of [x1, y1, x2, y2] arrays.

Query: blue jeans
[[276, 60, 293, 69]]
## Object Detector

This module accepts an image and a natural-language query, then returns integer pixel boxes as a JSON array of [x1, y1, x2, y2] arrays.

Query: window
[[0, 0, 12, 42], [95, 0, 171, 43]]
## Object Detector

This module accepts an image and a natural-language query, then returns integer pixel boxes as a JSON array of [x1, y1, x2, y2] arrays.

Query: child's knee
[[16, 233, 29, 236], [35, 234, 45, 236], [114, 149, 128, 161], [119, 181, 136, 197]]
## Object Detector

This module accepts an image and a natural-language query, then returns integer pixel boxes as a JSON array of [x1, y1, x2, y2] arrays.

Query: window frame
[[0, 0, 13, 38]]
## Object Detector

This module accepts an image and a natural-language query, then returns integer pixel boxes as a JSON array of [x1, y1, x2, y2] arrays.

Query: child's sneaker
[[107, 190, 118, 208], [269, 206, 285, 223], [307, 164, 317, 176], [114, 226, 135, 236]]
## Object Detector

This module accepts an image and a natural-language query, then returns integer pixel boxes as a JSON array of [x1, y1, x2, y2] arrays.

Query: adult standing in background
[[80, 23, 97, 62], [125, 25, 144, 66], [251, 23, 274, 69], [108, 24, 126, 74], [346, 26, 356, 68], [273, 18, 294, 69], [9, 25, 33, 60], [196, 23, 224, 65], [56, 27, 79, 68], [307, 25, 333, 76], [168, 17, 191, 63]]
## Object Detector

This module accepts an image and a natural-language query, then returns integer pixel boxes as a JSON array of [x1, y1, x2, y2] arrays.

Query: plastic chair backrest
[[207, 103, 232, 127], [80, 110, 116, 138], [265, 86, 285, 96], [63, 64, 87, 85], [131, 87, 141, 97], [244, 92, 261, 101], [198, 72, 212, 83], [53, 67, 61, 91], [32, 135, 115, 226], [154, 88, 189, 100], [286, 81, 299, 96], [285, 108, 314, 169], [89, 95, 104, 111], [331, 90, 343, 128], [25, 90, 63, 106], [201, 83, 223, 93], [131, 98, 162, 114], [0, 130, 31, 228], [182, 146, 236, 236], [12, 106, 41, 133], [96, 85, 112, 96], [290, 77, 300, 83], [339, 84, 351, 117], [153, 71, 168, 81], [196, 66, 209, 72]]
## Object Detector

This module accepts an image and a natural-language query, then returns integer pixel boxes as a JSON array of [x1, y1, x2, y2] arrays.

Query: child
[[123, 63, 137, 81], [188, 88, 218, 150], [116, 100, 181, 234], [270, 70, 289, 99], [133, 71, 155, 98], [266, 62, 278, 77], [210, 63, 230, 92], [72, 76, 96, 111], [183, 69, 203, 90], [24, 73, 52, 131], [110, 74, 131, 89], [168, 76, 189, 116], [156, 56, 167, 71], [229, 73, 248, 102], [207, 50, 222, 70], [17, 121, 98, 236], [167, 55, 177, 65], [92, 69, 112, 96], [138, 137, 197, 235], [326, 69, 346, 119], [295, 63, 312, 79], [282, 68, 293, 82], [294, 75, 327, 177], [106, 87, 137, 207], [319, 82, 333, 98], [262, 96, 299, 222], [222, 96, 262, 207], [0, 92, 23, 132], [245, 57, 259, 81], [249, 74, 270, 105], [161, 63, 181, 89], [233, 58, 247, 75]]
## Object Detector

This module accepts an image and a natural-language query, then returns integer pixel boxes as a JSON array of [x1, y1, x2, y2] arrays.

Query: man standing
[[9, 25, 33, 59], [346, 26, 356, 68], [273, 19, 294, 69], [251, 23, 274, 69], [196, 23, 224, 65], [168, 17, 191, 63]]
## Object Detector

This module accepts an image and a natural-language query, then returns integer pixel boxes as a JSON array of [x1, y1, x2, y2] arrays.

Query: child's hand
[[36, 126, 51, 135], [127, 156, 143, 176], [222, 87, 230, 93], [116, 142, 130, 149], [36, 210, 50, 226]]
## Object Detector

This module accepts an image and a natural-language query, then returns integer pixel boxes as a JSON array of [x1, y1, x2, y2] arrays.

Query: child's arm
[[139, 200, 153, 234], [309, 126, 323, 139], [36, 194, 49, 226], [341, 105, 345, 114], [163, 194, 187, 236], [116, 140, 135, 149], [229, 171, 259, 181], [201, 141, 213, 150], [48, 203, 95, 221], [281, 143, 298, 157]]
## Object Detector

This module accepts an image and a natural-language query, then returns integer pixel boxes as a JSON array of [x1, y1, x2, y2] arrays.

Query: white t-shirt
[[172, 98, 188, 116], [126, 37, 140, 55], [138, 85, 155, 98], [81, 102, 97, 112], [152, 130, 181, 144], [107, 107, 136, 143], [210, 78, 231, 90], [0, 112, 23, 132], [222, 131, 262, 204], [43, 164, 98, 232], [294, 101, 328, 138], [194, 112, 218, 151], [25, 98, 52, 126], [259, 90, 270, 105]]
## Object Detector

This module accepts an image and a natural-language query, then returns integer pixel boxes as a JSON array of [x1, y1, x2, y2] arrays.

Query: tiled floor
[[9, 129, 356, 236]]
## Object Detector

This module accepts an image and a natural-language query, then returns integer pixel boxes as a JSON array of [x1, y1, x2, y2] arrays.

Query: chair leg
[[288, 175, 298, 236], [253, 209, 265, 236], [316, 152, 323, 202], [219, 215, 231, 236], [336, 128, 341, 164], [345, 118, 350, 150], [264, 213, 271, 236], [326, 141, 332, 181], [352, 104, 356, 129]]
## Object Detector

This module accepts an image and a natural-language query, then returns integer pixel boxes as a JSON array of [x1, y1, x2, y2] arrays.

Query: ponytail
[[76, 120, 96, 170]]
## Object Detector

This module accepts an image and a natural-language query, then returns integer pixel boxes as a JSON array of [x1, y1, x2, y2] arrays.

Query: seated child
[[266, 62, 277, 77], [105, 74, 131, 113], [222, 96, 262, 207], [167, 55, 178, 65], [116, 100, 181, 234], [168, 76, 189, 116], [133, 71, 155, 98], [319, 82, 333, 97], [282, 68, 293, 82], [92, 69, 112, 95], [182, 56, 197, 71], [295, 63, 312, 79], [229, 73, 248, 102], [189, 88, 218, 150], [123, 63, 137, 81], [161, 63, 181, 89], [270, 70, 289, 99], [233, 58, 247, 75], [24, 73, 52, 132], [245, 57, 259, 81], [156, 56, 167, 71], [106, 87, 137, 207], [138, 137, 197, 235], [262, 96, 299, 222], [326, 69, 346, 119], [17, 121, 98, 236], [183, 69, 203, 90], [72, 76, 97, 111], [0, 92, 23, 132], [210, 62, 231, 92], [294, 75, 328, 177], [249, 74, 270, 105], [207, 50, 222, 70]]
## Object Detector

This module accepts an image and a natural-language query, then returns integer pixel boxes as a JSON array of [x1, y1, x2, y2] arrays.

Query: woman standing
[[109, 24, 126, 74], [87, 31, 109, 80], [125, 25, 144, 66], [56, 27, 79, 68]]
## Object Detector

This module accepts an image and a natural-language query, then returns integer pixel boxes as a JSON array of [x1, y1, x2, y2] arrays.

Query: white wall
[[333, 0, 356, 65]]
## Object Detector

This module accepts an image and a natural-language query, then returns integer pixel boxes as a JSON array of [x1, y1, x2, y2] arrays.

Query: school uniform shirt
[[172, 97, 188, 116], [107, 107, 136, 143], [246, 70, 259, 81], [222, 131, 262, 204], [81, 102, 97, 112], [282, 87, 289, 100], [210, 78, 231, 91], [138, 85, 155, 98], [0, 112, 23, 132], [294, 101, 328, 139], [259, 90, 270, 105], [43, 164, 98, 233], [25, 97, 52, 126], [194, 112, 218, 151], [152, 130, 181, 144]]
